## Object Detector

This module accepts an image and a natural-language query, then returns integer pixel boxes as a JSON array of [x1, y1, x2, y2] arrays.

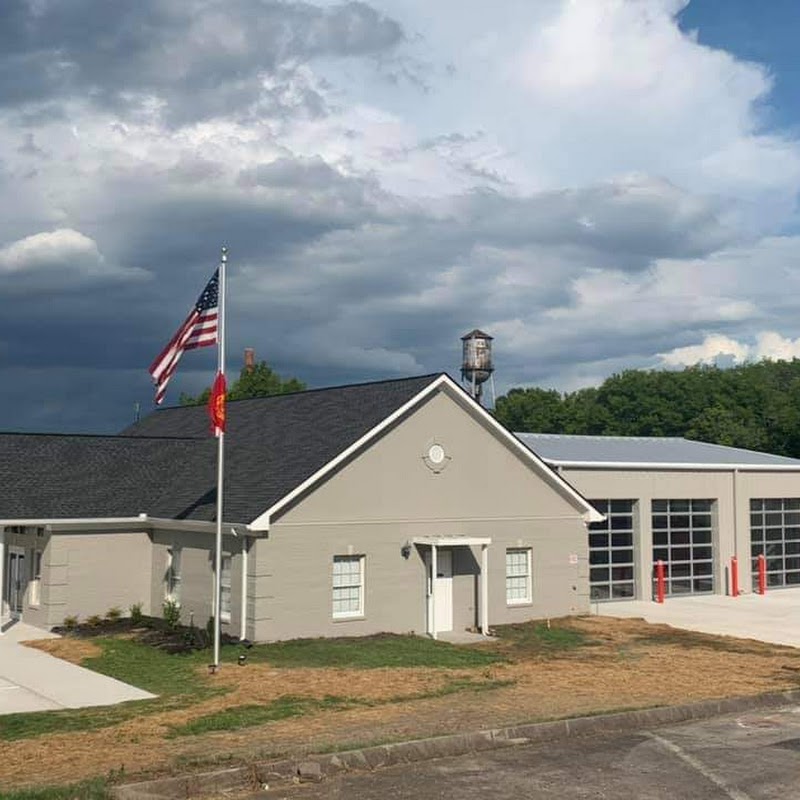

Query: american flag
[[149, 269, 219, 404]]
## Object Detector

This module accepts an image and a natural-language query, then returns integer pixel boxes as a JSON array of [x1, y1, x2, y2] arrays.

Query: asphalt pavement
[[250, 704, 800, 800]]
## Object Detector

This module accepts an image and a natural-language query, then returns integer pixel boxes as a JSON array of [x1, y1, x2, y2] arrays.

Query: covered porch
[[412, 535, 491, 640]]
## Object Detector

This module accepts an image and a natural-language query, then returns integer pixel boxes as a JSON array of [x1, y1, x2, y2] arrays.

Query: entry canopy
[[412, 535, 492, 547]]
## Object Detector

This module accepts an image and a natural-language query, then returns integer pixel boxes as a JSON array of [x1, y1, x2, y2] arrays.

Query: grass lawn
[[1, 633, 504, 743], [5, 617, 800, 798]]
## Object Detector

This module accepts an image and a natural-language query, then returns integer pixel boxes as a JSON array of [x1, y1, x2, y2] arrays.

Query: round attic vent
[[427, 444, 446, 464]]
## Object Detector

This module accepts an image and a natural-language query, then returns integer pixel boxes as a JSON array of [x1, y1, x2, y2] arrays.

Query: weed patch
[[0, 777, 109, 800], [493, 619, 594, 656]]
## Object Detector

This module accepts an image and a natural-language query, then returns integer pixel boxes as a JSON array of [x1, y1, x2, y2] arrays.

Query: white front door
[[433, 549, 453, 633], [7, 548, 26, 617], [425, 549, 453, 633]]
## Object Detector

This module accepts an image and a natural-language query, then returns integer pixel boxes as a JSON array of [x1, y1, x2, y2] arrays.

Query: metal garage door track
[[0, 621, 154, 715], [596, 589, 800, 648]]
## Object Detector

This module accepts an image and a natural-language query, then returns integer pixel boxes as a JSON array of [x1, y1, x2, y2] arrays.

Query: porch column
[[431, 544, 438, 641], [480, 544, 489, 636], [0, 528, 5, 632]]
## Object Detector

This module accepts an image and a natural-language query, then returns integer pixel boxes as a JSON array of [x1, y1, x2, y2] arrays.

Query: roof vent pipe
[[244, 348, 255, 373]]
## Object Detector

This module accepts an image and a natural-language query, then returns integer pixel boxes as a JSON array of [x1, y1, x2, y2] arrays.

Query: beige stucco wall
[[151, 529, 246, 636], [559, 467, 800, 598], [254, 388, 590, 641], [42, 530, 152, 626]]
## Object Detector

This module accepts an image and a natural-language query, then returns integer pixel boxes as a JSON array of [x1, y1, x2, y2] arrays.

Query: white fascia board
[[248, 374, 452, 531], [249, 373, 604, 530], [0, 516, 149, 532], [0, 515, 254, 535], [548, 460, 800, 472]]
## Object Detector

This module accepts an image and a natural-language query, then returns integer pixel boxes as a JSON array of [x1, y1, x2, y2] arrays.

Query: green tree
[[493, 358, 800, 459], [179, 361, 306, 406]]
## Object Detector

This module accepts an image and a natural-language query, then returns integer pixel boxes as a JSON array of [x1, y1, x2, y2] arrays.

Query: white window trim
[[220, 553, 232, 623], [332, 555, 365, 619], [506, 547, 532, 606]]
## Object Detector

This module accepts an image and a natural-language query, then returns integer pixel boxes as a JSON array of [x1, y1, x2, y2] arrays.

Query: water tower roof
[[461, 328, 493, 340]]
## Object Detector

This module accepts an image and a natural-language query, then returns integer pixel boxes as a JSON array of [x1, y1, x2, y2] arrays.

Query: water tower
[[461, 329, 495, 406]]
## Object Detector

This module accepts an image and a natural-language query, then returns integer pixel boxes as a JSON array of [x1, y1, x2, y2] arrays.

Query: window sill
[[333, 614, 365, 622], [507, 600, 533, 608]]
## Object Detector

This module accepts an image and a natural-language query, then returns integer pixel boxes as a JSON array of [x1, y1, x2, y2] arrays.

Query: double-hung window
[[506, 548, 532, 605], [166, 547, 182, 604], [332, 555, 364, 618]]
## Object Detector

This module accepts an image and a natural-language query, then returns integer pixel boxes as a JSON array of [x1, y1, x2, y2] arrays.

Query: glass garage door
[[652, 499, 714, 595], [750, 498, 800, 588], [588, 499, 635, 601]]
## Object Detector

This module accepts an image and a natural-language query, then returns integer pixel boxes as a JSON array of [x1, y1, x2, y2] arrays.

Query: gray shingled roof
[[515, 433, 800, 468], [0, 433, 214, 519], [122, 374, 441, 522], [1, 374, 441, 524]]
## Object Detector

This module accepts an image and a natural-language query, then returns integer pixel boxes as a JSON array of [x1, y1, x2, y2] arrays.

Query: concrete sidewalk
[[0, 621, 155, 715], [595, 589, 800, 648]]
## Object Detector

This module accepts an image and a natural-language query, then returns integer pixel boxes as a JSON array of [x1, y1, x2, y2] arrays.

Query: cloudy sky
[[2, 0, 800, 432]]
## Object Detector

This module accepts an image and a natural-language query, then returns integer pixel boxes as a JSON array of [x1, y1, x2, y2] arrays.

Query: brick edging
[[111, 688, 800, 799]]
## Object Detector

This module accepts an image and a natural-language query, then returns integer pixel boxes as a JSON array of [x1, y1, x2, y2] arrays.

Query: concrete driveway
[[0, 621, 154, 715], [595, 589, 800, 648]]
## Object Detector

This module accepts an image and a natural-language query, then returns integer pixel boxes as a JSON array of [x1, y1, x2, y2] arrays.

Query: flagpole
[[213, 246, 227, 670]]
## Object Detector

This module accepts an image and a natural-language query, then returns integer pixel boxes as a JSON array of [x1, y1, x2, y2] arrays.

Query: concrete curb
[[111, 688, 800, 799]]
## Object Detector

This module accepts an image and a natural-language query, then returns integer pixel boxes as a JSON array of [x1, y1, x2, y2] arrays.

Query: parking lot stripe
[[647, 732, 752, 800]]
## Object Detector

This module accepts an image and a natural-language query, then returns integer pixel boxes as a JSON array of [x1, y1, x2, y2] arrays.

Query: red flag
[[208, 371, 227, 435]]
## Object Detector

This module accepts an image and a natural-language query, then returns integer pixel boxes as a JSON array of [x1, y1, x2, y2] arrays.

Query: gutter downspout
[[0, 528, 5, 632], [240, 535, 248, 641]]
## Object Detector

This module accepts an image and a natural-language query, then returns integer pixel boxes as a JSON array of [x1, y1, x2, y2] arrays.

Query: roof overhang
[[248, 373, 604, 531], [412, 535, 492, 547], [0, 515, 256, 536]]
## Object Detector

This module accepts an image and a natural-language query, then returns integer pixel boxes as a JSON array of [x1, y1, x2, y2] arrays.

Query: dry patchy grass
[[3, 616, 800, 793]]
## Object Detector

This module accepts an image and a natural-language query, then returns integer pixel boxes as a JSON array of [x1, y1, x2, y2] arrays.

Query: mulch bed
[[50, 616, 240, 654]]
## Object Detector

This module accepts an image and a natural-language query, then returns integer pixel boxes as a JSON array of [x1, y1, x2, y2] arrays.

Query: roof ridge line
[[153, 372, 446, 412]]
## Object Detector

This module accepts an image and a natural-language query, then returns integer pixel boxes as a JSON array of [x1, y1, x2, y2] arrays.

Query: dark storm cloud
[[0, 0, 405, 123]]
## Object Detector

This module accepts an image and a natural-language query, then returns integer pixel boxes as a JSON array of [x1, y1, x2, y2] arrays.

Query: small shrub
[[63, 615, 79, 630], [163, 600, 181, 630], [86, 614, 103, 628], [106, 607, 122, 622], [129, 602, 144, 624]]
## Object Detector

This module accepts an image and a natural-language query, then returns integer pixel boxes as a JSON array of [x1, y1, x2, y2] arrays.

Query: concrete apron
[[0, 621, 154, 715], [111, 688, 800, 800], [594, 588, 800, 648]]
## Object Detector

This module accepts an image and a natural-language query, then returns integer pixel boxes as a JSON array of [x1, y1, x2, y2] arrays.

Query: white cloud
[[0, 229, 147, 283], [660, 332, 800, 367]]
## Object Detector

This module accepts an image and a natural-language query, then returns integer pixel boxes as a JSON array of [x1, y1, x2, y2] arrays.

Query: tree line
[[493, 360, 800, 459]]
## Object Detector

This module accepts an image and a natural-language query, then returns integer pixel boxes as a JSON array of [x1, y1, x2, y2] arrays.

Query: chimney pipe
[[244, 347, 255, 373]]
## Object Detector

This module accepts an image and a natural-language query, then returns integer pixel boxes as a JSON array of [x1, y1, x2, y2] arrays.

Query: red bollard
[[655, 560, 665, 604], [757, 553, 766, 595], [730, 556, 739, 597]]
